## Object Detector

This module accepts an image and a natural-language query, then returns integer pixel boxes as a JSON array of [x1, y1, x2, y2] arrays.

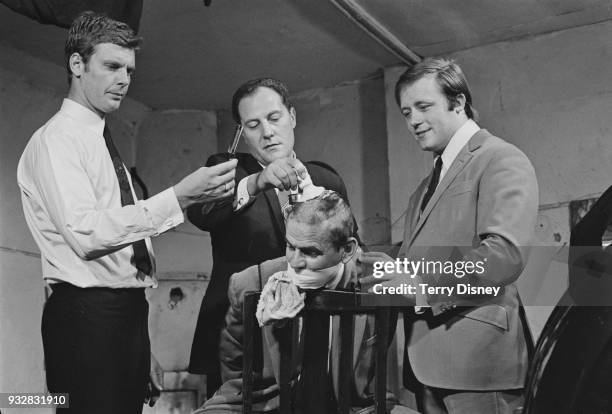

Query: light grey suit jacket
[[400, 129, 539, 390]]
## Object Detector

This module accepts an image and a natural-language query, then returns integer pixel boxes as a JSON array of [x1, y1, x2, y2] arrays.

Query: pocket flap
[[442, 180, 473, 197], [461, 304, 508, 330]]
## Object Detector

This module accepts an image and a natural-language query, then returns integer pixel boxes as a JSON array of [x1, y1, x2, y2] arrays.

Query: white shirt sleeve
[[234, 174, 257, 211], [30, 128, 183, 260], [413, 274, 430, 314]]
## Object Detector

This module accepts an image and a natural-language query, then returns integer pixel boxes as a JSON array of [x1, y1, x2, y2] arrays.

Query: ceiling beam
[[329, 0, 421, 65]]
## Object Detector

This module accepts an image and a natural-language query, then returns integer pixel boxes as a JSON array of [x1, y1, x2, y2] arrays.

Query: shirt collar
[[439, 119, 480, 176], [59, 98, 106, 136]]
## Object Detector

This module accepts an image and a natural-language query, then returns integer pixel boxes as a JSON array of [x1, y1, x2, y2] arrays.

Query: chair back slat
[[338, 313, 355, 414], [375, 308, 390, 414], [299, 312, 332, 412], [242, 292, 259, 414], [277, 322, 294, 414]]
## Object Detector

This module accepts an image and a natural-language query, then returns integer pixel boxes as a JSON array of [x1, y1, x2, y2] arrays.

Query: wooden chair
[[242, 290, 398, 414]]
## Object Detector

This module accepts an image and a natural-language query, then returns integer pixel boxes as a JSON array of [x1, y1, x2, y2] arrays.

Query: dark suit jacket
[[188, 152, 352, 374], [400, 129, 539, 390], [195, 257, 380, 413]]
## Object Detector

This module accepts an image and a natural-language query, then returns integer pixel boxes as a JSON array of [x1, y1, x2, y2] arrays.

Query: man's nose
[[409, 112, 422, 129], [261, 121, 274, 139], [288, 251, 306, 271], [116, 68, 130, 86]]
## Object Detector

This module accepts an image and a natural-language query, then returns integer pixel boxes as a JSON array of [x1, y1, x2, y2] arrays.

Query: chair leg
[[375, 308, 390, 414], [338, 313, 354, 414], [243, 293, 259, 414]]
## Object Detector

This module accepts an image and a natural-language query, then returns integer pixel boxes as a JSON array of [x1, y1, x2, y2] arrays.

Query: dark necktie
[[103, 125, 152, 278], [420, 157, 443, 213]]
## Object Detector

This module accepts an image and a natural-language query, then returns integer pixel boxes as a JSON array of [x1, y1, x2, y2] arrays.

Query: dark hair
[[285, 190, 355, 250], [394, 57, 477, 120], [231, 78, 293, 123], [65, 11, 142, 84]]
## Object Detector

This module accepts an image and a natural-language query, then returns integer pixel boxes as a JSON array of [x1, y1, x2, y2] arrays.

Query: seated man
[[196, 190, 385, 413]]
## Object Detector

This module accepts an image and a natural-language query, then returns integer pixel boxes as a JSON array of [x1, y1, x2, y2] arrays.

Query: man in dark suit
[[187, 78, 354, 395], [362, 58, 539, 413]]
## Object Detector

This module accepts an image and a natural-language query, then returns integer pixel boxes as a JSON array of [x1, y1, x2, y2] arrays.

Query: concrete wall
[[135, 107, 218, 365], [0, 54, 56, 402]]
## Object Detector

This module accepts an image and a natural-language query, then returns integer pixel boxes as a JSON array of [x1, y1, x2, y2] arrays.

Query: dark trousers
[[42, 283, 150, 414]]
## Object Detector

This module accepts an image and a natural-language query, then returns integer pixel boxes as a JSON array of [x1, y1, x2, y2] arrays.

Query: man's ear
[[341, 237, 358, 263], [453, 93, 467, 113], [289, 106, 297, 128], [69, 53, 84, 78]]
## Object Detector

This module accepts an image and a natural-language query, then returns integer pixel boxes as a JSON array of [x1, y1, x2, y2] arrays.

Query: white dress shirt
[[17, 99, 184, 288], [234, 151, 298, 211], [438, 118, 480, 181]]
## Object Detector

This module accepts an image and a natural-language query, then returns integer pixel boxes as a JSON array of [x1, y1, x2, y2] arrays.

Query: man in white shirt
[[186, 78, 355, 396], [361, 58, 539, 413], [17, 11, 236, 414]]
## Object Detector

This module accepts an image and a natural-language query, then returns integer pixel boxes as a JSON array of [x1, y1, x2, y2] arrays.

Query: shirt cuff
[[413, 274, 430, 314], [234, 174, 256, 211], [141, 187, 184, 235]]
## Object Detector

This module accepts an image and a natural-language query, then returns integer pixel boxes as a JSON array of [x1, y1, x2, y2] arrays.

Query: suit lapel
[[410, 181, 428, 236], [262, 189, 286, 240], [407, 130, 487, 247]]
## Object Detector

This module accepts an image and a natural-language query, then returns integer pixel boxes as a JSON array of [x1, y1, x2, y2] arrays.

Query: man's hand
[[144, 352, 163, 407], [337, 247, 363, 290], [247, 157, 307, 195], [359, 251, 413, 291], [174, 158, 237, 209]]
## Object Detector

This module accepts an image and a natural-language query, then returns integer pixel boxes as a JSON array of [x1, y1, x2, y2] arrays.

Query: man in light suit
[[187, 78, 354, 396], [363, 58, 539, 413], [195, 192, 393, 413]]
